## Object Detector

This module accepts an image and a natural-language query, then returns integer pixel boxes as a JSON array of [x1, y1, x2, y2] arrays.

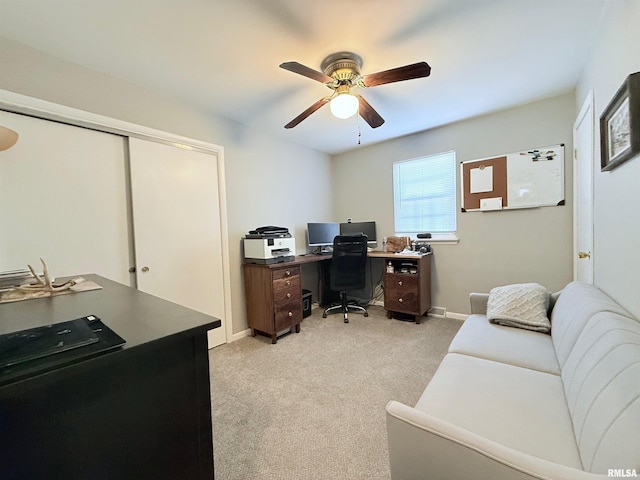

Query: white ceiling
[[0, 0, 608, 154]]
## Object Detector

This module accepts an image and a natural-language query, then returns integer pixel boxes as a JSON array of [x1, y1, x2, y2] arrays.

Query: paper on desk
[[470, 166, 493, 193]]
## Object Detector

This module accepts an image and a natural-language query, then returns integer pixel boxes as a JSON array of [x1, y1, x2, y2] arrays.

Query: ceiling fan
[[280, 51, 431, 129]]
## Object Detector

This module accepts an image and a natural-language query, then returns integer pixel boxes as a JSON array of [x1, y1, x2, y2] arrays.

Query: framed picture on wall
[[600, 72, 640, 171]]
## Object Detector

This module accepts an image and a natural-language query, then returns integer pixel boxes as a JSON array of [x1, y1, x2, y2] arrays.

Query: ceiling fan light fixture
[[330, 93, 359, 119]]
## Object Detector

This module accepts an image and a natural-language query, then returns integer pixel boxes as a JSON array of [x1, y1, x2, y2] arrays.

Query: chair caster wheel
[[344, 318, 349, 323], [364, 312, 369, 317], [322, 313, 327, 318]]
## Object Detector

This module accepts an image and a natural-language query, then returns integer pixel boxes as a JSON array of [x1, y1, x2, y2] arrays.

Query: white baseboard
[[230, 328, 251, 342], [443, 311, 467, 321]]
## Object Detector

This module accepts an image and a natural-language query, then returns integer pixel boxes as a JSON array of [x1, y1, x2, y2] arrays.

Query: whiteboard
[[461, 144, 564, 211]]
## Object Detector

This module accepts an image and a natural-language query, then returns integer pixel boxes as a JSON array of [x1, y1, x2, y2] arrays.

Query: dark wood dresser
[[0, 274, 220, 480]]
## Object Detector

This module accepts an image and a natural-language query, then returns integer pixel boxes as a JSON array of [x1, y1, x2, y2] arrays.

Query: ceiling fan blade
[[358, 96, 385, 128], [284, 98, 329, 129], [280, 61, 333, 84], [362, 61, 431, 87]]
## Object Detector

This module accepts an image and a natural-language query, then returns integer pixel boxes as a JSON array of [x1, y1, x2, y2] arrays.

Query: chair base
[[322, 292, 369, 323]]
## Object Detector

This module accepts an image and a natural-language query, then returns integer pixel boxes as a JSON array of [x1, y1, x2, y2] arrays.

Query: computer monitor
[[307, 222, 340, 249], [340, 221, 377, 245]]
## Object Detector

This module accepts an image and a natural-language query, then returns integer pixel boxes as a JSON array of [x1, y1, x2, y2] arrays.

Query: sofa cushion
[[487, 283, 551, 332], [560, 310, 640, 474], [449, 314, 560, 374], [551, 281, 633, 367], [414, 353, 583, 469]]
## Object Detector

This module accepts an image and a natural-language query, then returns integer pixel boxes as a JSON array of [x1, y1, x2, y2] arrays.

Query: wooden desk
[[0, 274, 220, 480], [243, 252, 432, 340]]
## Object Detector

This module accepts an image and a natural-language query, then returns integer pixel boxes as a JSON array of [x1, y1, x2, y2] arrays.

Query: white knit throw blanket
[[487, 283, 551, 333]]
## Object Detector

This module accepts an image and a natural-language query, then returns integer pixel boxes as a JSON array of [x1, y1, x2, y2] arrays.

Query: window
[[393, 151, 457, 240]]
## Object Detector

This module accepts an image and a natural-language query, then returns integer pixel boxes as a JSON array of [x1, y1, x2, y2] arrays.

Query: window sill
[[399, 233, 459, 244]]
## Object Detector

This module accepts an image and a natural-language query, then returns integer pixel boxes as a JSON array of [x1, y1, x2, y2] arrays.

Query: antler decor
[[16, 258, 77, 293], [0, 259, 93, 304]]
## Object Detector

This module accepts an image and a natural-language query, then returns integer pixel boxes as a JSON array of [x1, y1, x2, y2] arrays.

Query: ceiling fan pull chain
[[357, 112, 361, 145]]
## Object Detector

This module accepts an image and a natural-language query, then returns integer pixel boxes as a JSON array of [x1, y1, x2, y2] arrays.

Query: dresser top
[[0, 274, 221, 349]]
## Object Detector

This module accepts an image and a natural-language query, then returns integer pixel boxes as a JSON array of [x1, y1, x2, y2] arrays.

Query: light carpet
[[209, 305, 461, 480]]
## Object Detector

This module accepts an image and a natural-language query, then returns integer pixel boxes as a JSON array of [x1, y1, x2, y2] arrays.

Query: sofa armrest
[[386, 401, 603, 480], [469, 292, 489, 314]]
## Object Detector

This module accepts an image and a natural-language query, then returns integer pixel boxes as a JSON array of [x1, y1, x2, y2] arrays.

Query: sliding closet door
[[0, 110, 132, 285], [128, 137, 226, 347]]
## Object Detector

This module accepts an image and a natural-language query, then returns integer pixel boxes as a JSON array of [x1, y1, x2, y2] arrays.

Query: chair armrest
[[469, 292, 489, 314], [386, 401, 601, 480]]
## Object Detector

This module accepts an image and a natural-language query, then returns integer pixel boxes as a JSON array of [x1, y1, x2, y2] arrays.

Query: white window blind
[[393, 151, 457, 235]]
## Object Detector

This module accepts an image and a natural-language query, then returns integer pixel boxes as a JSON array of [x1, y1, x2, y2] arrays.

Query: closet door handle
[[141, 266, 150, 273]]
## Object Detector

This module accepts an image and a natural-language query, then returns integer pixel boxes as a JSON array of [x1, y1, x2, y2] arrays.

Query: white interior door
[[0, 110, 132, 285], [573, 93, 594, 283], [128, 138, 226, 347]]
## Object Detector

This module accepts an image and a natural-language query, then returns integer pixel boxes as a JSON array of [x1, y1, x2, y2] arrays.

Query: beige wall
[[0, 38, 332, 337], [332, 94, 575, 314], [576, 0, 640, 318], [3, 0, 637, 332]]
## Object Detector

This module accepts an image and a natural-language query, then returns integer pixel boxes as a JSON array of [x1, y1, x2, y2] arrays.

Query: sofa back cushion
[[551, 281, 632, 367], [561, 310, 640, 473]]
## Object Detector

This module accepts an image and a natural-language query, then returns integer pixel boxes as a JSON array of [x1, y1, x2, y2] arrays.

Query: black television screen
[[340, 221, 377, 245], [307, 222, 340, 247]]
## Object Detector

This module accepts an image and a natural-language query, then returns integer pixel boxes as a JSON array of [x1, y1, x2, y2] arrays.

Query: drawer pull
[[288, 311, 293, 317], [286, 293, 291, 298], [398, 298, 403, 303], [398, 280, 403, 286], [286, 280, 291, 286], [285, 270, 291, 276]]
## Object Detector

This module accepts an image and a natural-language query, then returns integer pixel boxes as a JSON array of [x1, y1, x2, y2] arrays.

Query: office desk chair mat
[[0, 315, 125, 385]]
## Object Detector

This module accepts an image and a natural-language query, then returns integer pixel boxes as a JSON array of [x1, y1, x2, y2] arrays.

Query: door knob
[[578, 251, 591, 259], [141, 266, 150, 272]]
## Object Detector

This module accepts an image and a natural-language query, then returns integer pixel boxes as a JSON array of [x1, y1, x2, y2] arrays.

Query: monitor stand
[[314, 246, 333, 255]]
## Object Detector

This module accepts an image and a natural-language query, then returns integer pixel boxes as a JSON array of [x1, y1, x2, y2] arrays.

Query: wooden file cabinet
[[383, 253, 431, 323], [243, 262, 302, 344]]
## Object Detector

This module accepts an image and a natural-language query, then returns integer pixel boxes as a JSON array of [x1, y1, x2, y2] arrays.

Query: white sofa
[[386, 281, 640, 479]]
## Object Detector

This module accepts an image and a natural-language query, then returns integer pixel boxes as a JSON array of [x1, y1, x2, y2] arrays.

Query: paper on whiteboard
[[470, 166, 493, 193], [480, 197, 502, 211]]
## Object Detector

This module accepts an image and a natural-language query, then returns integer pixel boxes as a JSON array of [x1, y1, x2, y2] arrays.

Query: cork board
[[460, 144, 564, 211]]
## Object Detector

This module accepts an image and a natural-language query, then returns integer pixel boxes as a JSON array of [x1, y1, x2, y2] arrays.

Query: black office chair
[[322, 234, 369, 323]]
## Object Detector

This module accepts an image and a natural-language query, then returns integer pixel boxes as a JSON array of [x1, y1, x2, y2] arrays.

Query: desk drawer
[[273, 281, 301, 305], [273, 274, 301, 295], [384, 274, 419, 312], [272, 267, 301, 308], [274, 300, 302, 331], [272, 266, 300, 281]]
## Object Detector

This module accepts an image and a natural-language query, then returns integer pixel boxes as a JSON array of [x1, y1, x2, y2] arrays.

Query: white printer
[[244, 226, 296, 264]]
